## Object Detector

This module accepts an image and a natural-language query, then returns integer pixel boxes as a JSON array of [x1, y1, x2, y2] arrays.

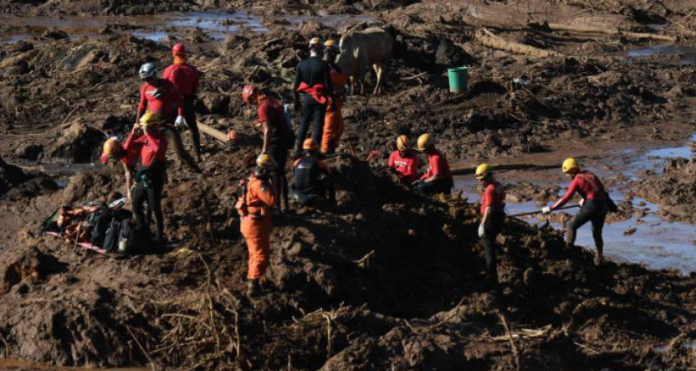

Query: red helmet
[[242, 85, 257, 105], [172, 43, 186, 56]]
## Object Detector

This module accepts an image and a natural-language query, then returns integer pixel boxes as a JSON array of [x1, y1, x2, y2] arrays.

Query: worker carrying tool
[[243, 85, 295, 214], [127, 112, 169, 248], [163, 43, 203, 161], [388, 135, 420, 185], [101, 137, 140, 200], [235, 154, 277, 297], [321, 39, 347, 155], [476, 163, 506, 284], [293, 37, 334, 158], [136, 62, 202, 174], [542, 158, 617, 265], [412, 134, 453, 195], [290, 138, 336, 207]]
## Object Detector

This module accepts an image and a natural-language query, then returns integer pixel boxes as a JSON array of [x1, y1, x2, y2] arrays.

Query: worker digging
[[3, 5, 696, 370]]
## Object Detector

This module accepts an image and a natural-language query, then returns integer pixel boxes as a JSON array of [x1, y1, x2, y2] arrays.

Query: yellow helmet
[[256, 153, 277, 170], [416, 133, 434, 151], [309, 37, 322, 48], [475, 163, 491, 180], [562, 158, 579, 174], [101, 137, 120, 163], [396, 135, 410, 151], [324, 39, 338, 50], [139, 111, 161, 129]]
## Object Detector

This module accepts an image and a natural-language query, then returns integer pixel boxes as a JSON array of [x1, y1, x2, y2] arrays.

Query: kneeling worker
[[476, 164, 506, 284], [388, 135, 420, 185], [542, 158, 614, 265], [290, 138, 335, 206], [413, 134, 453, 195], [236, 154, 277, 296]]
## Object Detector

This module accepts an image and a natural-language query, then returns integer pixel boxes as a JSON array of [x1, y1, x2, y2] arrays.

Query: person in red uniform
[[412, 133, 453, 195], [235, 154, 277, 296], [101, 137, 142, 200], [388, 135, 420, 185], [542, 158, 616, 265], [243, 85, 295, 213], [321, 39, 347, 155], [163, 43, 203, 160], [126, 112, 169, 248], [476, 163, 506, 284]]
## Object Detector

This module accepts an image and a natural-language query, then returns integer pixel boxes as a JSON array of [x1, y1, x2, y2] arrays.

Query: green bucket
[[447, 67, 468, 93]]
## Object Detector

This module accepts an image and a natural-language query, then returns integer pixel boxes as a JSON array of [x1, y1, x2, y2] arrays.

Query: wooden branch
[[547, 22, 676, 42], [476, 29, 562, 58]]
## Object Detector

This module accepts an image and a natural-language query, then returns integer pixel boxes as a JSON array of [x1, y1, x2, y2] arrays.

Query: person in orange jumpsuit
[[236, 154, 277, 296], [321, 39, 348, 155]]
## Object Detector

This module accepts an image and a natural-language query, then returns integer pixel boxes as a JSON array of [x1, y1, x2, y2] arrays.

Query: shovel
[[508, 205, 580, 218]]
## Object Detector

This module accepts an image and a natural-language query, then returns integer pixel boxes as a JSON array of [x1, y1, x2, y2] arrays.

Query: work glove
[[174, 115, 187, 130], [478, 224, 485, 238], [541, 206, 551, 215], [579, 198, 585, 207]]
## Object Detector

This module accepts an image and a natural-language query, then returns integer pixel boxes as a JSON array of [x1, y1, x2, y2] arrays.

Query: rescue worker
[[321, 39, 347, 155], [387, 135, 420, 185], [137, 62, 202, 174], [101, 137, 140, 200], [293, 37, 334, 158], [163, 43, 202, 161], [127, 112, 168, 247], [290, 138, 335, 206], [236, 154, 277, 296], [413, 134, 454, 195], [242, 85, 294, 213], [476, 164, 506, 284], [542, 158, 613, 265]]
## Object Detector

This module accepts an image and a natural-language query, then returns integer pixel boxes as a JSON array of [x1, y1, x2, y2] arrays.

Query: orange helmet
[[242, 85, 257, 105], [303, 138, 318, 151]]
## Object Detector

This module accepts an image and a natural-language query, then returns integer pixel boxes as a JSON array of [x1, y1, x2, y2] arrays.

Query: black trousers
[[182, 96, 200, 156], [268, 143, 290, 211], [416, 177, 454, 195], [295, 94, 327, 152], [132, 165, 166, 243], [290, 177, 335, 206], [567, 199, 607, 255], [481, 210, 505, 282]]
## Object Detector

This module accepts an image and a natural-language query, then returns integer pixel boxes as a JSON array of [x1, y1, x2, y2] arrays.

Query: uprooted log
[[199, 123, 231, 144], [475, 29, 563, 58], [546, 22, 676, 42]]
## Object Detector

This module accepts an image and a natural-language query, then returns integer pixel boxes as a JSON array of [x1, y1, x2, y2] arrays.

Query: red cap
[[242, 85, 257, 105], [100, 153, 110, 164], [172, 43, 186, 56]]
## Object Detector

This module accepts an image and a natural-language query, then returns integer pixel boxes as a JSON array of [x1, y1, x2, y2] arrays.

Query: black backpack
[[117, 220, 138, 254], [89, 208, 114, 248], [102, 218, 122, 252]]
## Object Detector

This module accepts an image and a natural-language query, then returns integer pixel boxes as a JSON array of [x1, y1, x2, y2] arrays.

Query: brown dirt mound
[[634, 158, 696, 223]]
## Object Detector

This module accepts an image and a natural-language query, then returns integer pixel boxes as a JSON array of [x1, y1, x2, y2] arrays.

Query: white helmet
[[139, 62, 156, 80]]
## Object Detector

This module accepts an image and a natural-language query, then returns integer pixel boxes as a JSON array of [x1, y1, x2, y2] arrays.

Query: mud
[[2, 0, 696, 370]]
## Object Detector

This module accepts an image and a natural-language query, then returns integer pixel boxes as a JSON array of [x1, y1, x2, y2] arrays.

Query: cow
[[336, 27, 393, 95]]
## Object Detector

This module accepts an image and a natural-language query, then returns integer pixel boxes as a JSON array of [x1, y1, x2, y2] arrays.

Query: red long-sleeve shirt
[[388, 150, 420, 185], [163, 63, 200, 97], [554, 171, 606, 209], [421, 150, 452, 180], [124, 129, 168, 167], [137, 79, 184, 118], [480, 181, 506, 215]]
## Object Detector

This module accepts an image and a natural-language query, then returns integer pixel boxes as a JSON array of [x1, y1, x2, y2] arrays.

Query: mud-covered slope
[[634, 157, 696, 224], [0, 147, 695, 370]]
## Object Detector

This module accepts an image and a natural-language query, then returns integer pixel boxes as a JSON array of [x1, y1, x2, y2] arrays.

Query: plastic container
[[447, 67, 468, 93]]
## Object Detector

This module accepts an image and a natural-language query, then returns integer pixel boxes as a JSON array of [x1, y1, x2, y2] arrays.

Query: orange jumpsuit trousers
[[322, 68, 348, 154], [238, 176, 276, 280]]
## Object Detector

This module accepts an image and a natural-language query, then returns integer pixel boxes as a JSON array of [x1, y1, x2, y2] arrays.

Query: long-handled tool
[[508, 205, 580, 218]]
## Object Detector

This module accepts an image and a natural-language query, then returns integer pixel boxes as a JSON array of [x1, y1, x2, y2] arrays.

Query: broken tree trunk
[[547, 23, 676, 42], [476, 29, 562, 58], [199, 123, 231, 144]]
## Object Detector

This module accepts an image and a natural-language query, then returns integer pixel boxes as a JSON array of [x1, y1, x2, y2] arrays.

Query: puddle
[[653, 339, 696, 353], [624, 44, 696, 66], [455, 170, 696, 275], [0, 11, 374, 44]]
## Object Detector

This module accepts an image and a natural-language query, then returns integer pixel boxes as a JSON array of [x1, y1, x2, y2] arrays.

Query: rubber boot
[[246, 279, 260, 297], [594, 248, 604, 266]]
